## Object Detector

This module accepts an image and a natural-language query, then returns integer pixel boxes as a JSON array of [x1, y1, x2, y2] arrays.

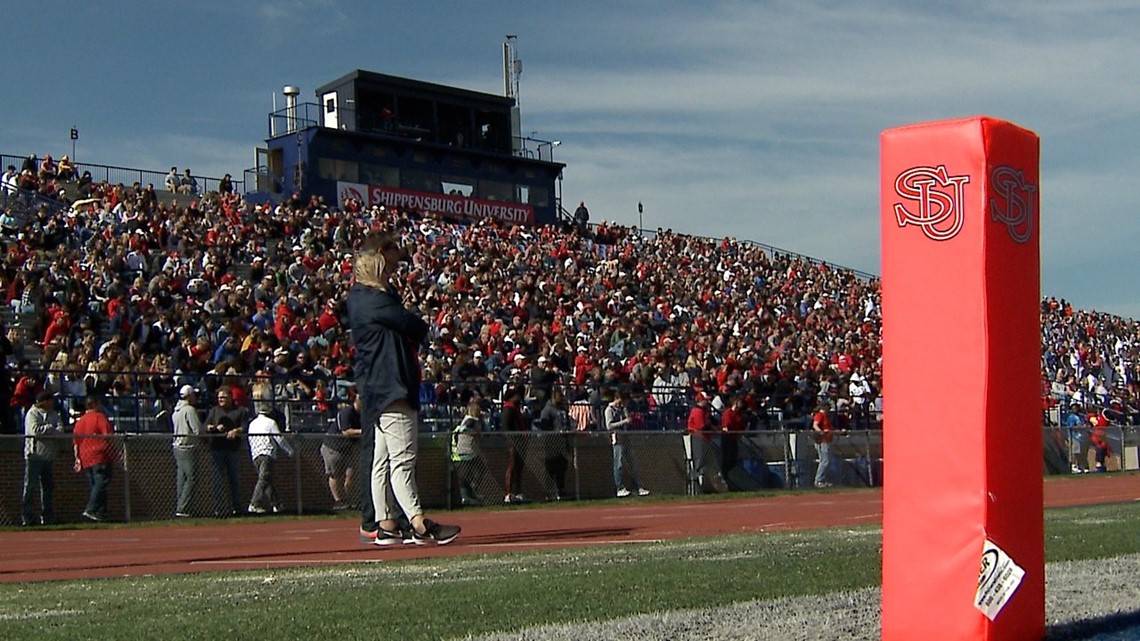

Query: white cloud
[[10, 0, 1140, 317], [256, 0, 348, 36], [504, 1, 1140, 315]]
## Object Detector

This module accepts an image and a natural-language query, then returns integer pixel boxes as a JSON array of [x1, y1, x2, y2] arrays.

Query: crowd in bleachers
[[1, 152, 1139, 440], [1041, 298, 1140, 424]]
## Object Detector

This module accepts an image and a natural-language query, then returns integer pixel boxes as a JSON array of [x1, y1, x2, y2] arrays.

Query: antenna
[[503, 35, 521, 103], [503, 36, 523, 154]]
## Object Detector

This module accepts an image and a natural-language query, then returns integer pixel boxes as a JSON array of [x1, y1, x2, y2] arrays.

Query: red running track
[[0, 474, 1136, 583]]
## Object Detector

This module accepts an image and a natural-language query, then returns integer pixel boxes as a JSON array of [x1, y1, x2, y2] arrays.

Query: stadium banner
[[336, 181, 534, 224], [880, 117, 1043, 641]]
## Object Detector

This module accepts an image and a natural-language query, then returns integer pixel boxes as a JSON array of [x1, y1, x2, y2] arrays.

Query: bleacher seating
[[1, 150, 1137, 438]]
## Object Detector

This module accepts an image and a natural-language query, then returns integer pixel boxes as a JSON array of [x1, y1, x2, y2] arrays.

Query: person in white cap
[[21, 390, 62, 526], [528, 355, 558, 415], [172, 385, 203, 517]]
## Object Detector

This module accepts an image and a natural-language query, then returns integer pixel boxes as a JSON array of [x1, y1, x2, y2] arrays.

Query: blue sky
[[5, 1, 1140, 316]]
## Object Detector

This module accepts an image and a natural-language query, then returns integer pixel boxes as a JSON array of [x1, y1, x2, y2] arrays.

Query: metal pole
[[572, 434, 580, 501], [445, 428, 453, 510], [121, 434, 132, 522], [864, 429, 875, 487], [293, 433, 302, 515], [783, 425, 793, 489]]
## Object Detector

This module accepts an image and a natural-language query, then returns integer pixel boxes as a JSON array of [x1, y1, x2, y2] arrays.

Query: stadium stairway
[[58, 182, 197, 209], [0, 305, 41, 366], [230, 261, 252, 283]]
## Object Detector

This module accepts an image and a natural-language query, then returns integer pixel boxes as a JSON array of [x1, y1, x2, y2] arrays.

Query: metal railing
[[2, 424, 1132, 527], [268, 103, 554, 162], [6, 369, 846, 433], [0, 184, 68, 220], [574, 218, 879, 283], [1, 153, 244, 197]]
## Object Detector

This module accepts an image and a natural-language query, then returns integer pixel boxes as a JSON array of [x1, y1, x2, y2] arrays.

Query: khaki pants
[[371, 401, 422, 522]]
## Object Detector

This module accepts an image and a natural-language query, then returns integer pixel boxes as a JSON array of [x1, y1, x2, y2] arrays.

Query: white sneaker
[[637, 488, 650, 497], [616, 488, 631, 498], [372, 529, 406, 547]]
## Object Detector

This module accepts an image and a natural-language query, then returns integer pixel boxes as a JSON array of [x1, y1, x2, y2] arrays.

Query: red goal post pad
[[880, 117, 1043, 641]]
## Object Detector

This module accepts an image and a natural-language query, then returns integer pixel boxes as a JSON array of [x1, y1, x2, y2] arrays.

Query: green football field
[[0, 500, 1137, 641]]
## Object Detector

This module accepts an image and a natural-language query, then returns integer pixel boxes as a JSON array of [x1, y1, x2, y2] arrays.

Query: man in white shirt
[[2, 165, 19, 195], [246, 393, 293, 514], [848, 372, 873, 429]]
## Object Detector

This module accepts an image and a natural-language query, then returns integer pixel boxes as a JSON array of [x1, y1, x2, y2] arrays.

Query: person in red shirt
[[273, 301, 292, 343], [685, 393, 714, 493], [317, 301, 340, 336], [572, 346, 592, 386], [720, 395, 746, 485], [500, 386, 529, 503], [72, 395, 116, 521], [811, 400, 836, 488], [42, 312, 70, 348], [1089, 413, 1112, 473], [10, 367, 41, 420]]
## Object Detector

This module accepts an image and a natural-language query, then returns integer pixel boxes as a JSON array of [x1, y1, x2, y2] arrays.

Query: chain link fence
[[4, 424, 1133, 527], [0, 426, 866, 526]]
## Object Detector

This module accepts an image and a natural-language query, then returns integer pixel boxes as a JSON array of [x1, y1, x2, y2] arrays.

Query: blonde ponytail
[[353, 249, 387, 289]]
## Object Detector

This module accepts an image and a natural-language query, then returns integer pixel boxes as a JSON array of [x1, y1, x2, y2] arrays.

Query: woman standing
[[349, 232, 460, 546]]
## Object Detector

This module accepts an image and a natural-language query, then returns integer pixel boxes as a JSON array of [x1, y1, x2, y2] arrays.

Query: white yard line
[[192, 558, 385, 566], [0, 609, 84, 621], [472, 539, 665, 549]]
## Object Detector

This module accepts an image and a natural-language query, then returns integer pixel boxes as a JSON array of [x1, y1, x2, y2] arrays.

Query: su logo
[[339, 184, 364, 206], [892, 165, 971, 241], [989, 166, 1035, 244]]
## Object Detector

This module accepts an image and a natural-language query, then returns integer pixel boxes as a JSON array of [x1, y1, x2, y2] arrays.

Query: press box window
[[317, 158, 359, 182]]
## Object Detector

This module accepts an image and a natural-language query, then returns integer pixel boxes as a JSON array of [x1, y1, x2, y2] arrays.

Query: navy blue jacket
[[347, 283, 428, 427]]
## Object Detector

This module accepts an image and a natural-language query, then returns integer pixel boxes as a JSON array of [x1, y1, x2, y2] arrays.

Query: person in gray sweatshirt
[[22, 390, 63, 525], [172, 385, 203, 517]]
